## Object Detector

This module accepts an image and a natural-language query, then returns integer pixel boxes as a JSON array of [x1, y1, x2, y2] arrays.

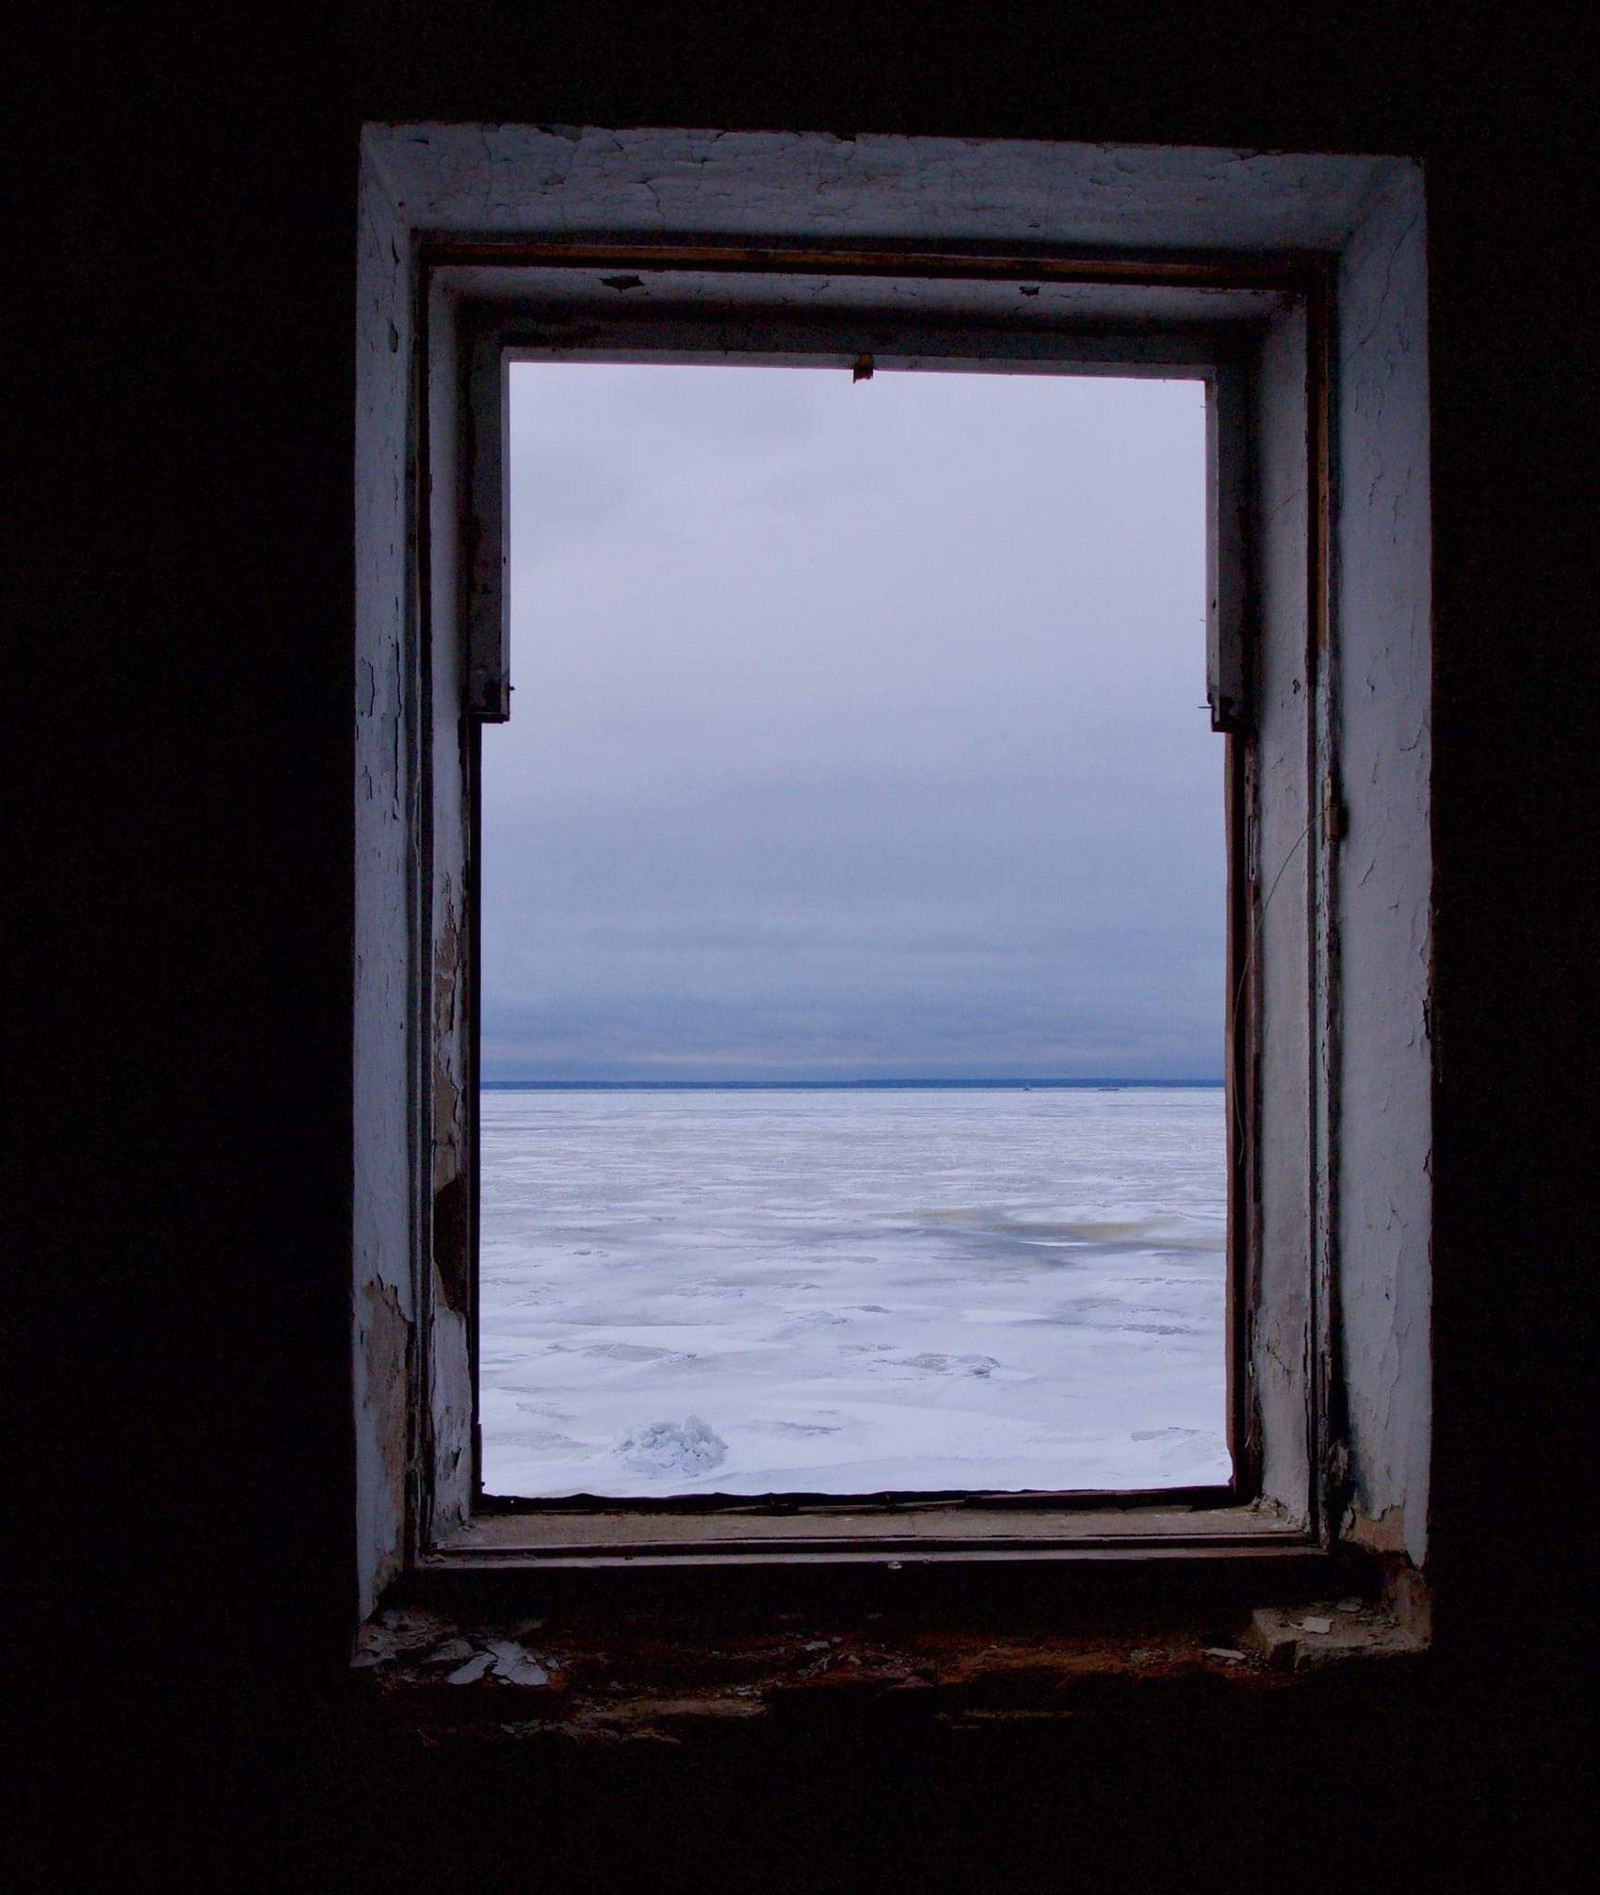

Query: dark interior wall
[[12, 5, 1593, 1883]]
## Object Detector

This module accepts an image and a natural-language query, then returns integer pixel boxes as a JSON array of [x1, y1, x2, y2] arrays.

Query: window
[[354, 129, 1430, 1606], [480, 363, 1225, 1505]]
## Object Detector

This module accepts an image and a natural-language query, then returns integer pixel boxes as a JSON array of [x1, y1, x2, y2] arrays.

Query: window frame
[[354, 128, 1431, 1606]]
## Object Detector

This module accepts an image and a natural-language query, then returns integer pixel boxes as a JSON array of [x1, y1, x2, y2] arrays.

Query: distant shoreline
[[481, 1078, 1224, 1092]]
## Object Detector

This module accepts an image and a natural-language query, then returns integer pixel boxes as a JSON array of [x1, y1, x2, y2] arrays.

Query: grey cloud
[[486, 362, 1221, 1082]]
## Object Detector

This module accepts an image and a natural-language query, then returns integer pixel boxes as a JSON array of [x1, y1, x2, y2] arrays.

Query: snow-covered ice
[[618, 1414, 728, 1478], [479, 1086, 1229, 1497]]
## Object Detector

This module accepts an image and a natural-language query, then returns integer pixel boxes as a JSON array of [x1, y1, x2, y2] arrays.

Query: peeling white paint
[[1252, 300, 1315, 1524], [354, 159, 418, 1614], [1332, 164, 1432, 1565]]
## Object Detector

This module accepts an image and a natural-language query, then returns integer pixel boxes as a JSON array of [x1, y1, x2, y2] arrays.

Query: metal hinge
[[1320, 777, 1345, 846]]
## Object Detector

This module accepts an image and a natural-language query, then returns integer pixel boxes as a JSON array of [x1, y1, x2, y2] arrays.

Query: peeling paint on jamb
[[354, 150, 421, 1613], [1330, 164, 1431, 1566]]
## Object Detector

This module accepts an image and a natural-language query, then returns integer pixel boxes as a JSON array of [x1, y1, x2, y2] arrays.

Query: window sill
[[428, 1500, 1308, 1568], [352, 1584, 1427, 1746]]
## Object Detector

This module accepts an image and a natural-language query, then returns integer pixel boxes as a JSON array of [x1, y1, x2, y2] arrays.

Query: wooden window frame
[[354, 129, 1431, 1609]]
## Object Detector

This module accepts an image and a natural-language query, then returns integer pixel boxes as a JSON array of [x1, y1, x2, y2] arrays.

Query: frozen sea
[[479, 1086, 1229, 1499]]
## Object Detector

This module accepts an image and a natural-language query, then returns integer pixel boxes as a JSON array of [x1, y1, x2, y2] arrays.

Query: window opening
[[478, 361, 1228, 1501], [356, 131, 1433, 1600]]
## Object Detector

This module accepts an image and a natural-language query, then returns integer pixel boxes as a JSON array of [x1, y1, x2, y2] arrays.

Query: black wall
[[12, 5, 1593, 1884]]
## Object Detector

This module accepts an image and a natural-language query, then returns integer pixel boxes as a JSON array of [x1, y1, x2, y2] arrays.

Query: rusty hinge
[[1320, 777, 1345, 846]]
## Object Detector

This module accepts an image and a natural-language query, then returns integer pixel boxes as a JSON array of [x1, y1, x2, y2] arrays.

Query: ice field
[[478, 1085, 1229, 1498]]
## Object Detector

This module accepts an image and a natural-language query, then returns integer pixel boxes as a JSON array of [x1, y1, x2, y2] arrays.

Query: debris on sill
[[350, 1591, 1427, 1745], [354, 1608, 560, 1695], [1243, 1600, 1426, 1671]]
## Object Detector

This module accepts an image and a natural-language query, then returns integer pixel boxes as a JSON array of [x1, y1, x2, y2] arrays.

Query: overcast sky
[[481, 361, 1221, 1083]]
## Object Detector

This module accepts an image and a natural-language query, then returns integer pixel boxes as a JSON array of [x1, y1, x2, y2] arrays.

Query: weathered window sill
[[352, 1584, 1428, 1746]]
